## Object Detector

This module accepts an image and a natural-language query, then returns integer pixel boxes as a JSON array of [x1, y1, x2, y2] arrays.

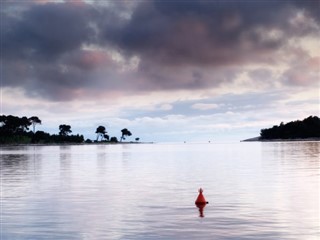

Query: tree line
[[94, 126, 136, 143], [260, 116, 320, 140], [0, 115, 138, 144]]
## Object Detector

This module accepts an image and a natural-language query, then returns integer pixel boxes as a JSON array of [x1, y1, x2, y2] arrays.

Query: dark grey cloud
[[3, 2, 96, 61], [108, 0, 319, 66], [2, 0, 319, 101]]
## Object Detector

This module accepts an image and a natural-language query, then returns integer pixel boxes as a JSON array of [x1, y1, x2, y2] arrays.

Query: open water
[[1, 142, 319, 239]]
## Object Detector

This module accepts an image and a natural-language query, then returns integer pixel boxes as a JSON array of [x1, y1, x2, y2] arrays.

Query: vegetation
[[59, 124, 72, 136], [95, 126, 108, 141], [260, 116, 320, 140], [120, 128, 132, 142], [0, 115, 83, 144], [110, 137, 118, 143], [0, 114, 137, 145], [29, 116, 42, 133]]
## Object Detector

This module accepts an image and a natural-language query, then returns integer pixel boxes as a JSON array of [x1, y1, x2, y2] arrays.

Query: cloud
[[283, 56, 320, 86], [2, 0, 319, 102], [3, 2, 95, 61], [191, 103, 219, 111], [159, 104, 173, 111], [111, 0, 319, 64]]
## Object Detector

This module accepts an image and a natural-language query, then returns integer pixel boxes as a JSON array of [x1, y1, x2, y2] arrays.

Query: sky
[[1, 0, 319, 142]]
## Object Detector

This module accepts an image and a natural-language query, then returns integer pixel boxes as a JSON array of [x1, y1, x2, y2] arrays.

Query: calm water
[[1, 142, 319, 240]]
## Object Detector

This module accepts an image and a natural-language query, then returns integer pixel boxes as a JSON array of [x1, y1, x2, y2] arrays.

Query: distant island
[[0, 115, 140, 145], [243, 116, 320, 142]]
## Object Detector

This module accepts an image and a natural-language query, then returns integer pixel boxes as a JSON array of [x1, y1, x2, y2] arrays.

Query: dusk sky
[[2, 0, 319, 142]]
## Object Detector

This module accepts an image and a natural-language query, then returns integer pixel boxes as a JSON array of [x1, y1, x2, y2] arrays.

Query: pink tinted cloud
[[284, 56, 320, 86], [71, 50, 114, 70], [307, 57, 320, 70]]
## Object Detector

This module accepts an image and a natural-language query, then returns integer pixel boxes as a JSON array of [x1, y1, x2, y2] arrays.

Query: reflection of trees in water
[[1, 154, 27, 168], [27, 147, 42, 177], [1, 154, 31, 189], [263, 142, 320, 167], [59, 145, 71, 151], [282, 142, 319, 161], [60, 152, 72, 169], [59, 146, 72, 180], [2, 150, 43, 178], [96, 144, 109, 169], [121, 144, 132, 161], [97, 151, 107, 175], [302, 142, 320, 159]]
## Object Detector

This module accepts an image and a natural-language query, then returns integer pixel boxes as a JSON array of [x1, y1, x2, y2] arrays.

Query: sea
[[1, 141, 319, 239]]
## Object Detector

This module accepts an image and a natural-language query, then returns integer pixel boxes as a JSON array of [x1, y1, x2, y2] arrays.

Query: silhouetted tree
[[19, 116, 31, 132], [0, 115, 32, 143], [31, 131, 50, 143], [0, 115, 31, 133], [59, 124, 72, 136], [0, 115, 85, 144], [29, 116, 42, 133], [120, 128, 132, 142], [1, 115, 15, 133], [260, 116, 320, 139], [104, 134, 110, 141], [96, 126, 107, 141], [0, 115, 5, 125], [110, 136, 118, 143]]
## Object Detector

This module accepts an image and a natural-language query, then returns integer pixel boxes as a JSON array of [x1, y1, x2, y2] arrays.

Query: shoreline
[[0, 141, 155, 147], [241, 137, 320, 142]]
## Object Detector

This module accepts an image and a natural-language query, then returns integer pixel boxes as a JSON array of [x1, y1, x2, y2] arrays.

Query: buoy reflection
[[196, 202, 206, 217]]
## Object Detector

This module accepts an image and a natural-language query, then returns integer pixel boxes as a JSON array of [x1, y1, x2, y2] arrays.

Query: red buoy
[[195, 188, 208, 218], [195, 188, 208, 204]]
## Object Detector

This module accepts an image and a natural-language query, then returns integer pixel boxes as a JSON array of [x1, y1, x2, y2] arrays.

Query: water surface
[[1, 142, 319, 239]]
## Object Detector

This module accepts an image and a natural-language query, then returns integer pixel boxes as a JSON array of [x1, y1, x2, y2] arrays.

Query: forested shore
[[0, 115, 138, 145], [243, 116, 320, 142]]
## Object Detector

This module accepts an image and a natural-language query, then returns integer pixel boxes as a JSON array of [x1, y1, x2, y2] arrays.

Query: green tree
[[59, 124, 72, 136], [120, 128, 132, 142]]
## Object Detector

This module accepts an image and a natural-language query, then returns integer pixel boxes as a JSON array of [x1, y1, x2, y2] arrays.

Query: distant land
[[242, 116, 320, 142], [1, 114, 319, 144], [0, 115, 141, 145]]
